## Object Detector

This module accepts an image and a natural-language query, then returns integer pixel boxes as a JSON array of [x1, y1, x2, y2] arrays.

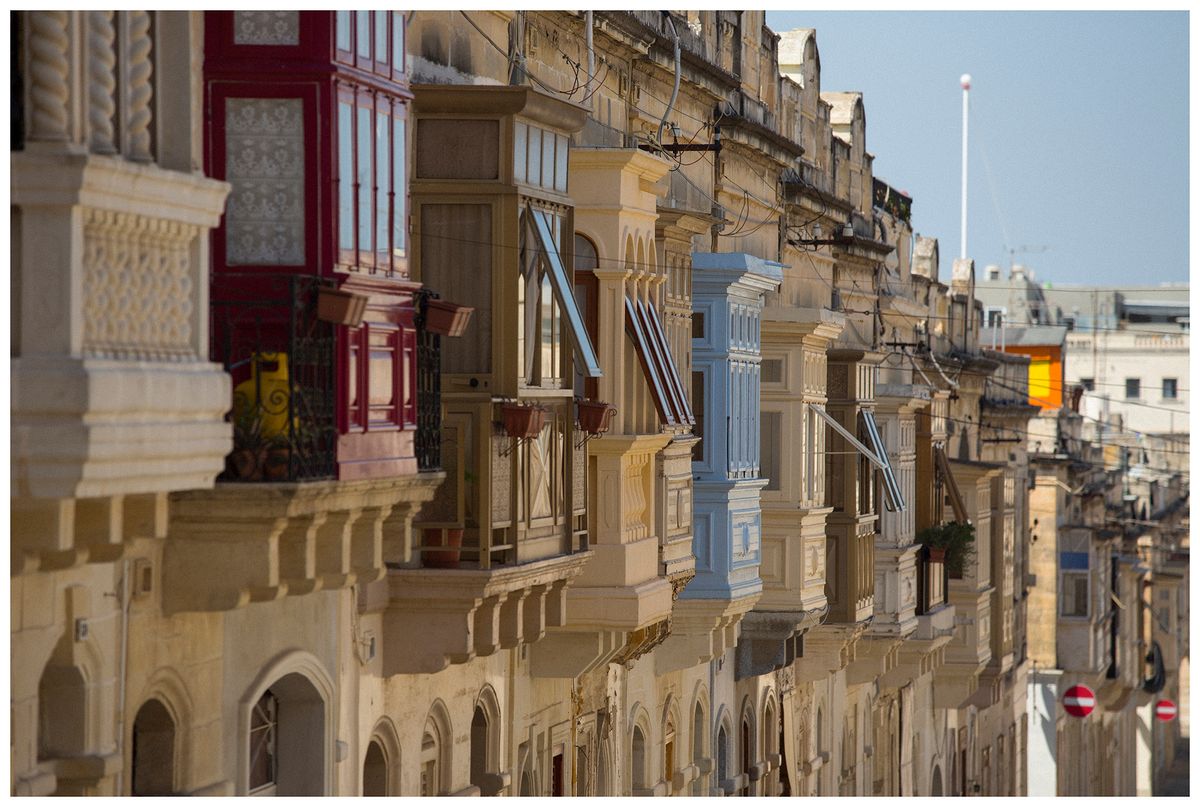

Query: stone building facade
[[11, 9, 1186, 798]]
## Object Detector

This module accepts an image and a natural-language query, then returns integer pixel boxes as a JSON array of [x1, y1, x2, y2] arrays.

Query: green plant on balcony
[[915, 521, 975, 578]]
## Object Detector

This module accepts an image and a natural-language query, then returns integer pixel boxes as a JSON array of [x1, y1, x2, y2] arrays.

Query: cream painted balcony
[[11, 146, 231, 574], [745, 308, 843, 678], [528, 147, 693, 678], [936, 459, 1001, 707]]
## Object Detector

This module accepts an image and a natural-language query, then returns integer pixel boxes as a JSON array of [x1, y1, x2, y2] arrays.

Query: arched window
[[717, 725, 729, 794], [740, 715, 752, 796], [763, 700, 777, 796], [131, 699, 176, 796], [248, 690, 278, 793], [931, 764, 943, 796], [470, 688, 502, 796], [631, 725, 648, 794], [691, 702, 706, 796], [247, 673, 325, 796], [663, 714, 676, 796], [362, 741, 388, 796]]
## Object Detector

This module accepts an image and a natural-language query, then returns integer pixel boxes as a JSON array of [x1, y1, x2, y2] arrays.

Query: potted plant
[[230, 408, 269, 481], [577, 400, 616, 435], [424, 299, 474, 337], [422, 526, 464, 569], [500, 403, 547, 439], [317, 286, 369, 327], [915, 521, 975, 578]]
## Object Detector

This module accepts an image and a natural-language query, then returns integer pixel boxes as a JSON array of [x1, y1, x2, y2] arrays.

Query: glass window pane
[[357, 105, 373, 259], [541, 130, 556, 189], [527, 126, 542, 188], [356, 11, 370, 58], [513, 122, 527, 184], [530, 208, 602, 378], [376, 110, 389, 267], [393, 118, 406, 256], [393, 13, 405, 71], [338, 101, 354, 254], [555, 133, 569, 193], [336, 11, 351, 51], [375, 11, 388, 64]]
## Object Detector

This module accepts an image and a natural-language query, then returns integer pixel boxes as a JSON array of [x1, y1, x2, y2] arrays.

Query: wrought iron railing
[[211, 273, 337, 482], [414, 290, 442, 472]]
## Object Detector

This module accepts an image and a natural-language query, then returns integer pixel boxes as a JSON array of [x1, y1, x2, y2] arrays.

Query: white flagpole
[[960, 73, 971, 260]]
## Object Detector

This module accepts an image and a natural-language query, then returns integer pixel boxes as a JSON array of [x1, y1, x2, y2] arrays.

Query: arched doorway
[[131, 699, 175, 795], [362, 740, 387, 796], [931, 764, 943, 796]]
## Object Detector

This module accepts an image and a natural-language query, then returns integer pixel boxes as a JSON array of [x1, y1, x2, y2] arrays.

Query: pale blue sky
[[765, 10, 1189, 286]]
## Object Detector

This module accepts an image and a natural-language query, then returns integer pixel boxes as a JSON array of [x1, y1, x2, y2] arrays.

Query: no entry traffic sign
[[1063, 684, 1096, 717], [1155, 700, 1178, 722]]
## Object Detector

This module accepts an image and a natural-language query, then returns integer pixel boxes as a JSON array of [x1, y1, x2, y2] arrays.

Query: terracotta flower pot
[[425, 299, 474, 337], [501, 404, 546, 439], [925, 546, 947, 564], [317, 287, 368, 327], [577, 400, 616, 435], [423, 527, 463, 569]]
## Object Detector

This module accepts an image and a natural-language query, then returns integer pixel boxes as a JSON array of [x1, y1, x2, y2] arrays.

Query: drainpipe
[[657, 12, 681, 148], [115, 558, 132, 795]]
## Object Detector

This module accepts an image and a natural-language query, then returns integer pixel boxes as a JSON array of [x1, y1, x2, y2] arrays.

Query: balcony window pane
[[527, 127, 542, 187], [356, 12, 370, 58], [376, 110, 390, 268], [528, 207, 602, 378], [542, 129, 556, 189], [338, 101, 354, 255], [357, 105, 373, 261], [393, 13, 405, 71], [761, 412, 781, 491], [555, 133, 569, 193], [513, 122, 528, 184], [336, 10, 351, 52], [375, 11, 388, 64], [392, 118, 406, 256]]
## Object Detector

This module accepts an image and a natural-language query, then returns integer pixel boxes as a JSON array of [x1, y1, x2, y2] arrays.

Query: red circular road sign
[[1155, 700, 1178, 722], [1063, 684, 1096, 717]]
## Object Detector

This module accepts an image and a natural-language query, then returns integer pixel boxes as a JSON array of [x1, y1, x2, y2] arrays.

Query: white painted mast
[[960, 73, 971, 260]]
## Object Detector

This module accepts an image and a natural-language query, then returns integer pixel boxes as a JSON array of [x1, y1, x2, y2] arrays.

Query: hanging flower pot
[[425, 299, 474, 337], [317, 286, 369, 327], [422, 527, 463, 569], [577, 400, 616, 435], [501, 403, 547, 439]]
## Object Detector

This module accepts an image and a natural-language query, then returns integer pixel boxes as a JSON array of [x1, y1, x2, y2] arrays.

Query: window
[[1125, 378, 1140, 399], [934, 446, 970, 524], [985, 307, 1005, 328], [249, 690, 278, 793], [631, 726, 648, 794], [1061, 571, 1089, 617], [1162, 378, 1178, 399], [627, 296, 693, 426], [761, 411, 782, 491], [862, 410, 905, 512], [336, 89, 406, 276], [692, 370, 706, 462], [524, 206, 602, 383], [336, 10, 405, 81], [572, 234, 600, 399], [1079, 377, 1095, 391]]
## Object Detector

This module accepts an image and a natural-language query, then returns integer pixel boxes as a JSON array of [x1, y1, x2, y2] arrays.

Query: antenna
[[1005, 244, 1050, 271]]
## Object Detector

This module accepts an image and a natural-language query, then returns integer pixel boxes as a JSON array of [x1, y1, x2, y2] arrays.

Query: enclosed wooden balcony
[[825, 516, 876, 624]]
